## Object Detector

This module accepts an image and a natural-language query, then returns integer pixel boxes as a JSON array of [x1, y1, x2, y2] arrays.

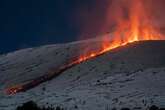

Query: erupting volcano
[[4, 0, 165, 95], [78, 0, 164, 62]]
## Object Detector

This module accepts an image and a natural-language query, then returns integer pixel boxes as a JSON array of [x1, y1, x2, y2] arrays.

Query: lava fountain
[[77, 0, 164, 62]]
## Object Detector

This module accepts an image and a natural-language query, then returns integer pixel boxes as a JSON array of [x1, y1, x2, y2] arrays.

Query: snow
[[0, 36, 165, 110]]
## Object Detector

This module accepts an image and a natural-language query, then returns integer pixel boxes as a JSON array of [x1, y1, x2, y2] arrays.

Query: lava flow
[[5, 0, 165, 95]]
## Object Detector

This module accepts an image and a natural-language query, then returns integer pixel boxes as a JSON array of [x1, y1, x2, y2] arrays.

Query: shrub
[[120, 108, 130, 110], [149, 105, 159, 110], [16, 101, 59, 110], [16, 101, 40, 110]]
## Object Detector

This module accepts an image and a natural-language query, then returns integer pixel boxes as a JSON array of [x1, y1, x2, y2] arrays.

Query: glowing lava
[[5, 0, 165, 95], [77, 0, 164, 63]]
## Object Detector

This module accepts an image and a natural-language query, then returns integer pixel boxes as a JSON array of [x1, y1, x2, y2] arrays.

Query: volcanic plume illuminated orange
[[77, 0, 164, 62]]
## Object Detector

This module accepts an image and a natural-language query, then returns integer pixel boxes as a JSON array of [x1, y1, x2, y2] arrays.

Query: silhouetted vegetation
[[120, 108, 130, 110], [118, 105, 165, 110], [16, 101, 165, 110], [149, 105, 159, 110], [16, 101, 64, 110], [112, 105, 165, 110]]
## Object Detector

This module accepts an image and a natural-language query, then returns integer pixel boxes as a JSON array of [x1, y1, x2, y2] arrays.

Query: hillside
[[0, 39, 165, 110]]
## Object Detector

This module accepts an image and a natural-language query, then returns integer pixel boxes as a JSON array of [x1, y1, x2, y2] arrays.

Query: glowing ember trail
[[5, 0, 165, 95]]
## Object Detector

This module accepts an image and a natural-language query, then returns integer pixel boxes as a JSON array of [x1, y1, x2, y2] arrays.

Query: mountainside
[[0, 38, 165, 110]]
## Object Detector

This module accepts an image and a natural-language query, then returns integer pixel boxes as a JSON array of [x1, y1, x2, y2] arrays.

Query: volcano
[[0, 38, 165, 110], [1, 0, 165, 109]]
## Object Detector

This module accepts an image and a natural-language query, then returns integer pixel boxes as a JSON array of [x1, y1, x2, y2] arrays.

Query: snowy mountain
[[0, 37, 165, 110]]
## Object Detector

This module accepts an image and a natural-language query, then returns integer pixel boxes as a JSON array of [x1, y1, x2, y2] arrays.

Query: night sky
[[0, 0, 110, 54], [0, 0, 164, 54]]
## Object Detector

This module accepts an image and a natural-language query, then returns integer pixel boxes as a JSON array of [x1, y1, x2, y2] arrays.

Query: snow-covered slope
[[0, 37, 111, 90], [0, 38, 165, 110]]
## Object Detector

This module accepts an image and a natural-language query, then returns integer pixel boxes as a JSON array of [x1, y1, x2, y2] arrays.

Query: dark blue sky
[[0, 0, 110, 54], [0, 0, 164, 54]]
